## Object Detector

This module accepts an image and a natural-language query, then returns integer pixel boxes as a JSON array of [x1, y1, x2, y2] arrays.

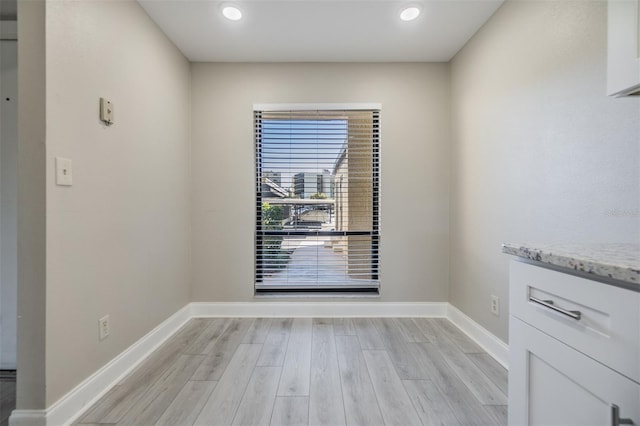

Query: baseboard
[[190, 301, 448, 317], [33, 304, 192, 426], [8, 410, 46, 426], [20, 300, 508, 425], [446, 304, 509, 369]]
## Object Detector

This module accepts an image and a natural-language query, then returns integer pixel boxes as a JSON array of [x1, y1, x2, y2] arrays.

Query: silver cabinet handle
[[611, 404, 634, 426], [528, 296, 582, 320]]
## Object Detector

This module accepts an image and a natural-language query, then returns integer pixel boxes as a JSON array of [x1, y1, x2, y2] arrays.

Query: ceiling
[[138, 0, 504, 62]]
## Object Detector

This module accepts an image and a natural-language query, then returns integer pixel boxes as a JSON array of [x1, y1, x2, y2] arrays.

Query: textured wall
[[191, 63, 451, 303], [450, 0, 640, 342], [44, 0, 191, 404]]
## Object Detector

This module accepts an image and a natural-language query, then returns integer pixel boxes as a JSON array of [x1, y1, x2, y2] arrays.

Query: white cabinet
[[509, 318, 639, 426], [508, 260, 640, 425], [608, 0, 640, 96]]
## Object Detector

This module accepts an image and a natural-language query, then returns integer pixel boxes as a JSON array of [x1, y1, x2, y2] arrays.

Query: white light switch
[[100, 97, 113, 125], [56, 157, 73, 186]]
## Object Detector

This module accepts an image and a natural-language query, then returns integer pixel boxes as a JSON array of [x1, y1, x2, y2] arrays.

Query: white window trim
[[254, 106, 381, 292]]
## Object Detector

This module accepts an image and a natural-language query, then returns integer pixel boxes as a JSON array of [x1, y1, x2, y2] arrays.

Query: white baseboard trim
[[22, 301, 508, 426], [190, 301, 448, 318], [446, 304, 509, 369], [25, 304, 193, 426], [8, 410, 46, 426]]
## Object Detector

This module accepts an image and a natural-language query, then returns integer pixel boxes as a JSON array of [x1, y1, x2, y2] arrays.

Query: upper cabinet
[[608, 0, 640, 96]]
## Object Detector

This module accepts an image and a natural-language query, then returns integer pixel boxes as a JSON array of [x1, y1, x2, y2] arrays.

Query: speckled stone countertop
[[502, 243, 640, 286]]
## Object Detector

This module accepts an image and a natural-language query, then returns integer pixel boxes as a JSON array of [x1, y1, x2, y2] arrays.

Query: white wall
[[450, 0, 640, 342], [44, 0, 191, 405], [0, 36, 17, 370], [191, 63, 451, 303]]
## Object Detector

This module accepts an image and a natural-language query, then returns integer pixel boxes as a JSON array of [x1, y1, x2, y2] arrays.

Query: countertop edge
[[501, 243, 640, 288]]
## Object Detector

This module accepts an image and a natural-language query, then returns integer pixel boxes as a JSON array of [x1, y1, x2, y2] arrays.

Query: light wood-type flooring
[[74, 317, 508, 426]]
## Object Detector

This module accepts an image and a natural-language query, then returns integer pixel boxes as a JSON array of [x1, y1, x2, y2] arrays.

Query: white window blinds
[[254, 108, 380, 292]]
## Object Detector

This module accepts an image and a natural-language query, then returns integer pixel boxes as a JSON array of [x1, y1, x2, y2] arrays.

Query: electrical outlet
[[99, 315, 110, 341], [490, 295, 500, 316]]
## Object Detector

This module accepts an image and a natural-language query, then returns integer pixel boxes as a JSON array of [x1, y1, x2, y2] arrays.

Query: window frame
[[253, 103, 381, 294]]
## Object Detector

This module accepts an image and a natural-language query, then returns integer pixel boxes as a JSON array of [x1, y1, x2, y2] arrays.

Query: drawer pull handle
[[528, 296, 582, 320], [611, 404, 634, 426]]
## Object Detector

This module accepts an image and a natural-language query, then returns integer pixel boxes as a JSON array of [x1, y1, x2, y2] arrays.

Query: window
[[254, 106, 380, 293]]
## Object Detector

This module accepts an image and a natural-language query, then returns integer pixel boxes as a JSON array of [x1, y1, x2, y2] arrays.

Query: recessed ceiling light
[[221, 3, 242, 21], [399, 5, 421, 21]]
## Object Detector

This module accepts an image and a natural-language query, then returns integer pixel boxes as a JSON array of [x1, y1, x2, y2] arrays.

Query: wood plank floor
[[75, 318, 507, 426], [0, 373, 16, 426]]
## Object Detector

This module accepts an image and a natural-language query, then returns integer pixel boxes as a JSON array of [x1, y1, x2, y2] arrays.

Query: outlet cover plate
[[490, 295, 500, 316], [99, 315, 110, 341]]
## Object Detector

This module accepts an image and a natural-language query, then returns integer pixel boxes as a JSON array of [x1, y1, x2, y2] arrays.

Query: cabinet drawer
[[510, 260, 640, 383]]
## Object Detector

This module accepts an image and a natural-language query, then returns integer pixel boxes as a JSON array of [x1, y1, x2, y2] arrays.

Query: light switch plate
[[56, 157, 73, 186], [100, 97, 113, 125]]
